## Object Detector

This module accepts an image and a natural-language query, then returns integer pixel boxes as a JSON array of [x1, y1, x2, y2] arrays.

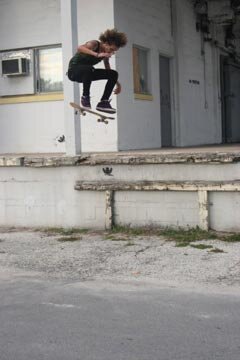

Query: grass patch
[[57, 236, 82, 242], [160, 227, 217, 243], [39, 227, 89, 236], [209, 248, 225, 253], [190, 244, 213, 250], [104, 234, 128, 241], [110, 238, 128, 242], [175, 242, 190, 248], [219, 233, 240, 243], [110, 225, 218, 244]]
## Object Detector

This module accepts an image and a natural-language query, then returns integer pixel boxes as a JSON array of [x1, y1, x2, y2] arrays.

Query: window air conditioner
[[1, 57, 28, 76]]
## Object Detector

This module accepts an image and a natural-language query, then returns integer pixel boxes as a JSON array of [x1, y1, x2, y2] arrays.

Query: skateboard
[[70, 102, 115, 124]]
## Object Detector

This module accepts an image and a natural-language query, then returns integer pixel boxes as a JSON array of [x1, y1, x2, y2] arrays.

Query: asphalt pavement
[[1, 228, 240, 360], [1, 272, 240, 360]]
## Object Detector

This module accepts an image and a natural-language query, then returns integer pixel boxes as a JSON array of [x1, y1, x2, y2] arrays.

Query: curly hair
[[99, 28, 127, 48]]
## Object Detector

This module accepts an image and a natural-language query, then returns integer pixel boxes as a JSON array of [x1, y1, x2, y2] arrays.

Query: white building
[[0, 0, 240, 231], [0, 0, 239, 155]]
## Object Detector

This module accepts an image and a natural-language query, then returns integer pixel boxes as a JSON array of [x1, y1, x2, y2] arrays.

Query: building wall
[[173, 0, 222, 146], [0, 0, 64, 154], [0, 0, 238, 154], [0, 0, 61, 49], [0, 166, 106, 228], [114, 0, 225, 149], [0, 101, 65, 153], [114, 0, 174, 150]]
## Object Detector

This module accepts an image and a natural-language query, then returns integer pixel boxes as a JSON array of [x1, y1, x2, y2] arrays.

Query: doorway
[[220, 56, 240, 143], [159, 55, 172, 147]]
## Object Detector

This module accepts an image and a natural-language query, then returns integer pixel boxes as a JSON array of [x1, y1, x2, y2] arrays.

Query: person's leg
[[68, 65, 94, 107], [91, 69, 118, 100], [68, 67, 119, 112], [91, 69, 118, 113]]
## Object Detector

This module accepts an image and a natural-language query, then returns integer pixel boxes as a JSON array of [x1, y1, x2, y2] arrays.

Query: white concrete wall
[[0, 101, 65, 154], [0, 0, 61, 49], [0, 0, 64, 154], [0, 167, 106, 228], [173, 0, 222, 146], [114, 191, 200, 228], [114, 0, 174, 150], [76, 0, 118, 152], [0, 162, 239, 231], [114, 0, 224, 149], [209, 192, 240, 232]]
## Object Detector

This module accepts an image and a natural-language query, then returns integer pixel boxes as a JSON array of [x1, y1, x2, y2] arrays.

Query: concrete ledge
[[74, 180, 240, 231], [0, 151, 240, 167], [0, 160, 239, 231], [74, 180, 240, 192]]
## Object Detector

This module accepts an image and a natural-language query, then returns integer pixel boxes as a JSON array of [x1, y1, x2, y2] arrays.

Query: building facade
[[0, 0, 240, 155]]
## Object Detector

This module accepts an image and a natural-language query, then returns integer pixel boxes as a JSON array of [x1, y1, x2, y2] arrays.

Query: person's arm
[[103, 57, 111, 70], [104, 58, 122, 95], [77, 41, 111, 59]]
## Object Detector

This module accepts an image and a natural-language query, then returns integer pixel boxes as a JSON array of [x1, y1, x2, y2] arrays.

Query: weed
[[110, 225, 218, 243], [190, 244, 213, 250], [40, 227, 89, 236], [111, 238, 128, 242], [220, 234, 240, 243], [160, 227, 217, 243], [209, 248, 225, 253], [57, 236, 82, 242], [104, 235, 115, 240], [175, 242, 190, 247], [105, 234, 127, 241]]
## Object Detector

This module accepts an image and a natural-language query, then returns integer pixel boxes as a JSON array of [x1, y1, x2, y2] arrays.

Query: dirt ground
[[0, 227, 240, 292]]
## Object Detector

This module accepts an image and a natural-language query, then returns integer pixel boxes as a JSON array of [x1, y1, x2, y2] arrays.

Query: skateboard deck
[[70, 102, 115, 124]]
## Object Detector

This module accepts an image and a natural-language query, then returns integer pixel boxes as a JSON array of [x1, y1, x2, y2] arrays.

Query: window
[[0, 46, 63, 102], [132, 46, 150, 95], [37, 47, 63, 93]]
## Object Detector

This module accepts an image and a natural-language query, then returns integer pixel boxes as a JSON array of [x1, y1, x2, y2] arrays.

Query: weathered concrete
[[0, 145, 240, 167], [74, 180, 240, 231], [0, 146, 239, 231]]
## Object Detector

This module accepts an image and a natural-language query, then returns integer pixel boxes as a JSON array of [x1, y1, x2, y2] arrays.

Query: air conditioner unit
[[1, 57, 28, 76]]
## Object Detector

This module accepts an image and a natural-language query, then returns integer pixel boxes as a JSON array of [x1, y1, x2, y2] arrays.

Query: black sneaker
[[96, 100, 116, 114], [81, 96, 91, 109]]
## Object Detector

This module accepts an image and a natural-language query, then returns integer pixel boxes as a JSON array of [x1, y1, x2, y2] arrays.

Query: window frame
[[132, 45, 152, 100], [34, 44, 63, 94], [0, 44, 63, 104]]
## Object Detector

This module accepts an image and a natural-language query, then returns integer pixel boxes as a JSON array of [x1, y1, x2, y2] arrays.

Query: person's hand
[[97, 52, 113, 58], [114, 82, 121, 95]]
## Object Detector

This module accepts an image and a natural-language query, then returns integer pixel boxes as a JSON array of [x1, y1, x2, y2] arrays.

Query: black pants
[[68, 65, 118, 100]]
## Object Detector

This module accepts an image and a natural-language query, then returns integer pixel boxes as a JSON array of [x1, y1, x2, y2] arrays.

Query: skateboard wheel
[[105, 121, 108, 124], [97, 118, 101, 122]]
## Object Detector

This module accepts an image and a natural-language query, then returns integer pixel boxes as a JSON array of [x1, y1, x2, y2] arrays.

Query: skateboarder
[[67, 28, 127, 114]]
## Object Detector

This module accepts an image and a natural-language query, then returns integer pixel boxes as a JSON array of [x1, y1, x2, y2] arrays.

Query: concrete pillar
[[60, 0, 81, 155], [171, 0, 182, 147]]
